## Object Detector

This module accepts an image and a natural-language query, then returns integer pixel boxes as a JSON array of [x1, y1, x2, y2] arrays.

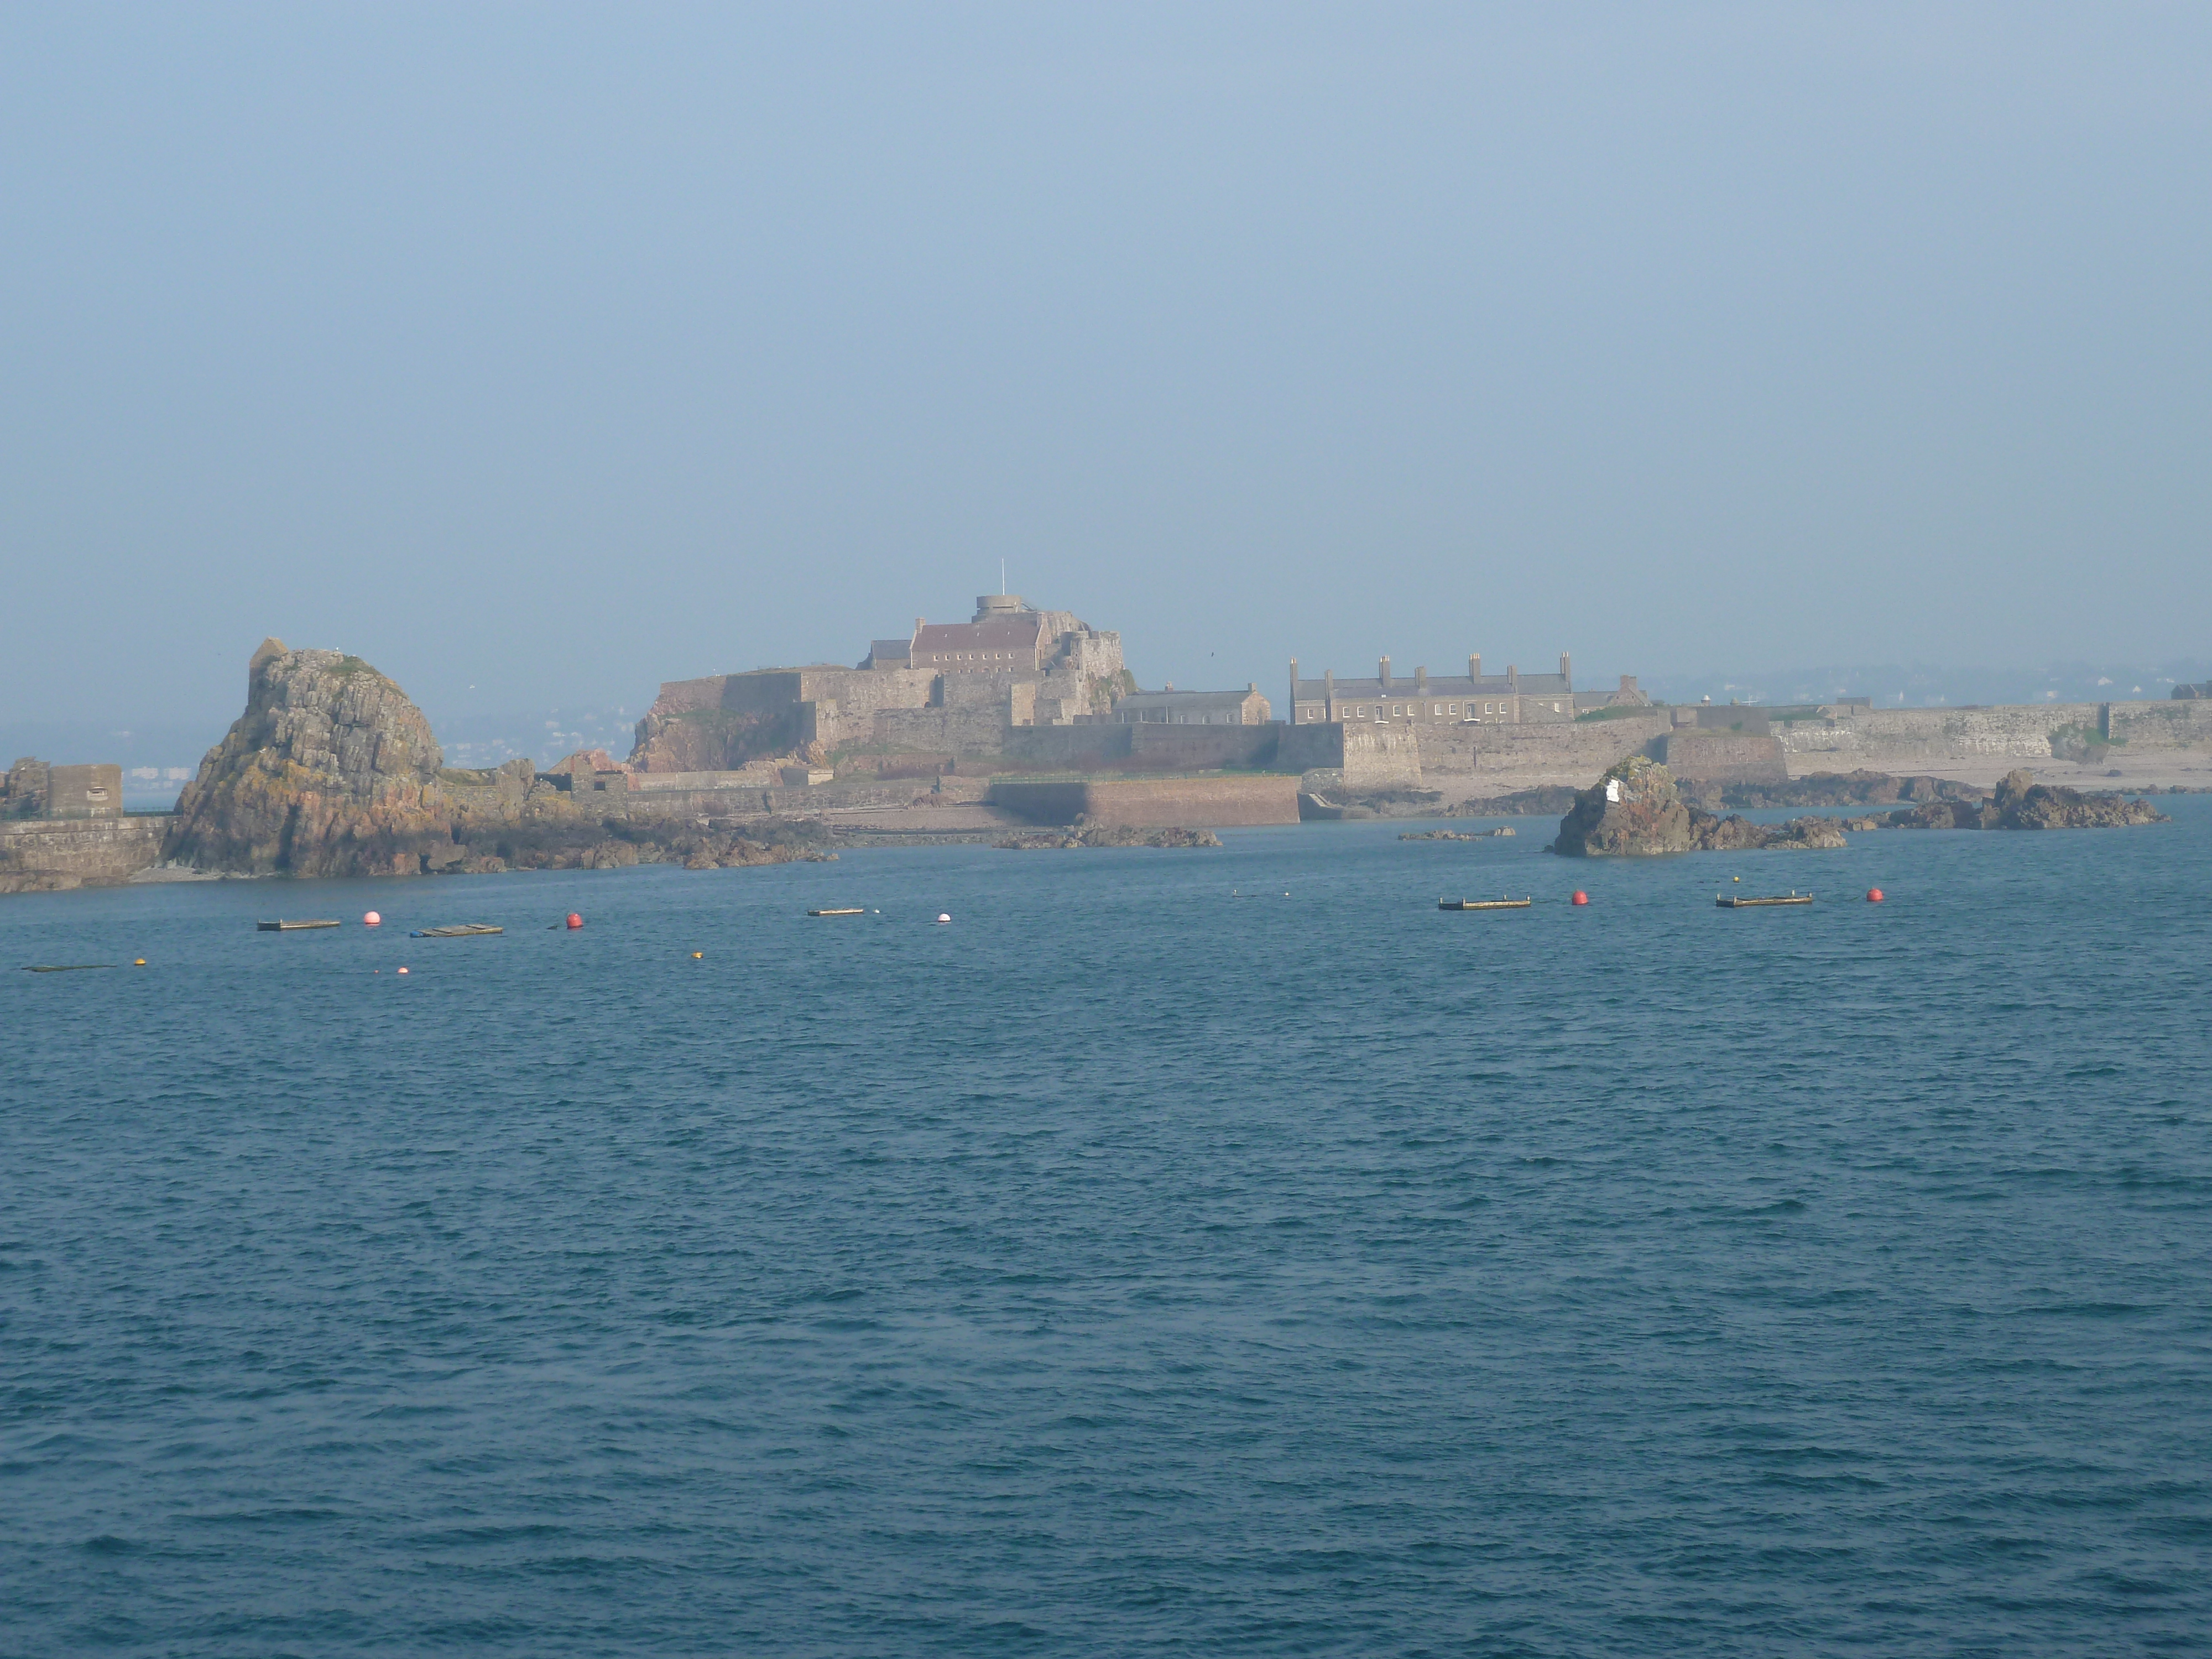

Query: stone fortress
[[628, 594, 1142, 774], [8, 595, 2212, 894]]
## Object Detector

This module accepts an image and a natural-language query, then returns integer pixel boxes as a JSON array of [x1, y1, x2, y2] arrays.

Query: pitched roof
[[1115, 688, 1263, 712], [913, 614, 1046, 655]]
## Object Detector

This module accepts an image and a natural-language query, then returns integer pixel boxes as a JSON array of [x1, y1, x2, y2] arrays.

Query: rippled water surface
[[4, 807, 2210, 1656]]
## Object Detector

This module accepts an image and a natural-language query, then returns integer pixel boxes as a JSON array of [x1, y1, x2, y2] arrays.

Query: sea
[[4, 805, 2209, 1657]]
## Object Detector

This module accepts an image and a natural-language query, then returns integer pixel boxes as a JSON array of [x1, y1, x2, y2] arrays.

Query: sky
[[3, 3, 2208, 752]]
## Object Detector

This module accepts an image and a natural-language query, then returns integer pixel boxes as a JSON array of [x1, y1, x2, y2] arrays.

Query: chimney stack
[[1379, 655, 1392, 691], [1288, 658, 1300, 723], [1469, 653, 1482, 681], [1415, 666, 1428, 694], [1324, 669, 1335, 717], [1559, 651, 1572, 689]]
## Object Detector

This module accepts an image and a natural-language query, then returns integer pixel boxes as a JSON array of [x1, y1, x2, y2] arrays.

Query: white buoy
[[936, 912, 951, 925]]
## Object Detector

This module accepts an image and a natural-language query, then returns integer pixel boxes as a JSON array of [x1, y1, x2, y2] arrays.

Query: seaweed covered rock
[[996, 816, 1221, 849], [1880, 770, 2167, 832], [1987, 769, 2166, 829]]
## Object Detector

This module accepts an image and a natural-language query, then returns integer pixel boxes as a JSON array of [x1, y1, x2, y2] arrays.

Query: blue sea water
[[3, 806, 2209, 1657]]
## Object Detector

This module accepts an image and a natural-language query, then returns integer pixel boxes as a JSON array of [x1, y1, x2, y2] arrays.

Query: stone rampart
[[2106, 700, 2212, 749], [1771, 704, 2102, 766], [1, 815, 170, 893], [1413, 714, 1667, 782], [988, 775, 1300, 828], [1652, 730, 1788, 783], [874, 702, 1011, 756]]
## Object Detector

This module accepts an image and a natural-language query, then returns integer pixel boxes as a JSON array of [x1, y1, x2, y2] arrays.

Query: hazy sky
[[4, 3, 2207, 730]]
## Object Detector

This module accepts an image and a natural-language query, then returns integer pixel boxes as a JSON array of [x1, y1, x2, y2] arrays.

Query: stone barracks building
[[1287, 654, 1578, 727]]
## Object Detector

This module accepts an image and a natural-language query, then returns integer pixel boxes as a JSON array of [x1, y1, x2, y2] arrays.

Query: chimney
[[1379, 655, 1392, 691], [1507, 663, 1519, 687], [1415, 666, 1428, 694], [1559, 651, 1572, 690], [1469, 653, 1481, 681], [1288, 658, 1300, 723], [1324, 669, 1335, 716]]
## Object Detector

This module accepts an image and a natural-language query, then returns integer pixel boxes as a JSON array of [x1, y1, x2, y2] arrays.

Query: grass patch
[[1574, 703, 1659, 723]]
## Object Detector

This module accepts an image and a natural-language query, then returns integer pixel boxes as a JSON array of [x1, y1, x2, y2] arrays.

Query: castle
[[628, 596, 1136, 772]]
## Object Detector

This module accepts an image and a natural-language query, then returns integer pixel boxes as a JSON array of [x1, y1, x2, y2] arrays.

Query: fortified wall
[[0, 816, 169, 893], [1393, 700, 2212, 796], [988, 775, 1300, 828]]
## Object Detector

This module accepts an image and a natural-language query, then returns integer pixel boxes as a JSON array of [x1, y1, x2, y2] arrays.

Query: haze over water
[[6, 811, 2209, 1655]]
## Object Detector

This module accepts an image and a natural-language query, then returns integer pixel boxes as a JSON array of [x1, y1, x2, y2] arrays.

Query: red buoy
[[1571, 890, 1589, 906], [566, 912, 583, 930], [1866, 888, 1885, 903]]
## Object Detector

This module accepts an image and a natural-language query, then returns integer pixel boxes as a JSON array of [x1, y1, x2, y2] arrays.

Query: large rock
[[1551, 758, 1853, 856], [1549, 756, 1697, 855], [165, 640, 457, 877]]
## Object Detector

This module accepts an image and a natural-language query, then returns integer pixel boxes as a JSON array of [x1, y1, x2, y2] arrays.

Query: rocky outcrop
[[165, 640, 454, 877], [1550, 757, 1698, 854], [1880, 770, 2166, 831], [1707, 770, 1981, 811], [995, 817, 1221, 849], [166, 640, 833, 879], [1550, 758, 1851, 856]]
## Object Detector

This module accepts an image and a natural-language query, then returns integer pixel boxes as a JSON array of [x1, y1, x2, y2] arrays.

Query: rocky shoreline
[[158, 640, 839, 881], [1547, 759, 2165, 857], [994, 817, 1220, 850], [1549, 758, 1850, 857]]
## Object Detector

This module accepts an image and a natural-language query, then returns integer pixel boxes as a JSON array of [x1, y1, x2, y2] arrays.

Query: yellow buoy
[[692, 952, 703, 959], [133, 958, 147, 966]]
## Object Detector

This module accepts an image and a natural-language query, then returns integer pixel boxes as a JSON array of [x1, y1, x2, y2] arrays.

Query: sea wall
[[1412, 714, 1667, 782], [1771, 704, 2103, 766], [988, 775, 1301, 828], [999, 723, 1292, 773], [1, 815, 170, 893]]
